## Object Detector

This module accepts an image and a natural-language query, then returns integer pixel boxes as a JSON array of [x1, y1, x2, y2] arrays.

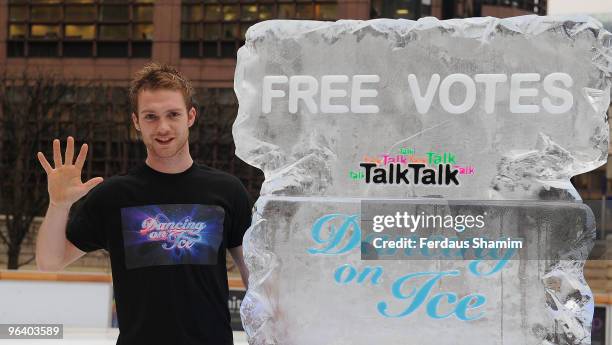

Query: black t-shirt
[[66, 161, 253, 345]]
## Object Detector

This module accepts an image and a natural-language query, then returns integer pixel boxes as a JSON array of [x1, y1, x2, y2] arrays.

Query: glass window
[[223, 5, 239, 21], [203, 42, 217, 57], [203, 23, 220, 40], [240, 23, 252, 40], [204, 5, 222, 21], [63, 42, 93, 56], [99, 24, 129, 40], [30, 24, 60, 39], [9, 24, 27, 39], [296, 3, 313, 19], [241, 5, 258, 21], [134, 5, 154, 21], [31, 6, 61, 21], [316, 4, 336, 20], [182, 4, 203, 21], [258, 4, 274, 20], [65, 24, 95, 39], [132, 41, 152, 57], [29, 42, 58, 56], [278, 4, 295, 19], [97, 42, 128, 57], [9, 6, 28, 21], [222, 23, 239, 39], [221, 41, 236, 58], [133, 24, 154, 40], [65, 5, 96, 21], [99, 5, 129, 21], [181, 23, 201, 40], [181, 42, 200, 57], [7, 41, 25, 57]]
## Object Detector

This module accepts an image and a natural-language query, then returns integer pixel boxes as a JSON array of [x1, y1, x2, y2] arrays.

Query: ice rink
[[0, 328, 248, 344]]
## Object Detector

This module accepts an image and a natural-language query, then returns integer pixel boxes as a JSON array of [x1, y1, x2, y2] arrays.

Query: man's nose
[[157, 118, 171, 134]]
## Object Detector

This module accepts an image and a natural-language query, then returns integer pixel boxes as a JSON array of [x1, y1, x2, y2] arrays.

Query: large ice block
[[233, 16, 612, 345]]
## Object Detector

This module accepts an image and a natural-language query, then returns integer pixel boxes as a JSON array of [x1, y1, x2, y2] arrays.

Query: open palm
[[37, 137, 104, 210]]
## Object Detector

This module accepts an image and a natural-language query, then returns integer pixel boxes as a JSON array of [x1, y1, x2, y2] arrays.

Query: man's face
[[131, 89, 196, 160]]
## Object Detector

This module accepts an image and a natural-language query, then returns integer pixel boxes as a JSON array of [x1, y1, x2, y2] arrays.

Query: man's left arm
[[229, 246, 249, 289]]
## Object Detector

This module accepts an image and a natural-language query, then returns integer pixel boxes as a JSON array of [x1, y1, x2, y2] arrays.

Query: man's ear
[[131, 113, 140, 131], [188, 106, 196, 127]]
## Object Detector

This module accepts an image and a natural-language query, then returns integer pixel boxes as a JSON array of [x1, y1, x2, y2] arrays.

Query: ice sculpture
[[233, 16, 612, 345]]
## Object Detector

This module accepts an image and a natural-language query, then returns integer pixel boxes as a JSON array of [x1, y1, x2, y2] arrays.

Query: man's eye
[[145, 114, 156, 119], [170, 112, 180, 117]]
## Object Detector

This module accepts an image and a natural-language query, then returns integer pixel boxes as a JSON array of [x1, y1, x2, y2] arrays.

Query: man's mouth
[[155, 138, 174, 145]]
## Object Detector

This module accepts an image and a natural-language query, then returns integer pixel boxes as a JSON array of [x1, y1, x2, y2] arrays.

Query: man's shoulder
[[193, 163, 245, 187], [84, 172, 137, 198]]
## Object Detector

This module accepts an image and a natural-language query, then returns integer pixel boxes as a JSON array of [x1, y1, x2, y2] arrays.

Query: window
[[180, 0, 338, 58], [7, 0, 154, 58], [370, 0, 423, 19]]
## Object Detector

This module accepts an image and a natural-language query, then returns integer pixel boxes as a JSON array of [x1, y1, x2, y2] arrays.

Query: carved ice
[[233, 16, 612, 345]]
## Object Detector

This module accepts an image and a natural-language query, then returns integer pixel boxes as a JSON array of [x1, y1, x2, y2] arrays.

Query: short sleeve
[[66, 186, 107, 253], [227, 178, 254, 249]]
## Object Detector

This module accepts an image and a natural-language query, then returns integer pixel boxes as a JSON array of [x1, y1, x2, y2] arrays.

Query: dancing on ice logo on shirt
[[121, 204, 225, 269]]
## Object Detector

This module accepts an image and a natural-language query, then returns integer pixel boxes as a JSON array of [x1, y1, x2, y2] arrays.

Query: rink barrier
[[0, 270, 245, 288]]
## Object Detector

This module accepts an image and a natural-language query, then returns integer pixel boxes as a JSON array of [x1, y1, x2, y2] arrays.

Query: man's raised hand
[[37, 136, 104, 211]]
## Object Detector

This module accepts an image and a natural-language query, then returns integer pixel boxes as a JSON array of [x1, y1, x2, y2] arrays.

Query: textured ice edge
[[236, 16, 610, 345], [244, 15, 611, 51], [243, 15, 612, 78], [234, 15, 612, 195]]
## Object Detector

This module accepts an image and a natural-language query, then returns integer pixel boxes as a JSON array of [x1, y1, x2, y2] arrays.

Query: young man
[[35, 63, 252, 345]]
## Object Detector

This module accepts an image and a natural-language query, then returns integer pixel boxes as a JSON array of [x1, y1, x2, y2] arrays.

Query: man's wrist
[[48, 201, 71, 213]]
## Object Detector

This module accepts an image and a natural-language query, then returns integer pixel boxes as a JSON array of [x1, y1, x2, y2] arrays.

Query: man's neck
[[145, 155, 194, 174]]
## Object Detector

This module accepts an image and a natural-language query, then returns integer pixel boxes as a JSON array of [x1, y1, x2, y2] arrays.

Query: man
[[35, 63, 252, 345]]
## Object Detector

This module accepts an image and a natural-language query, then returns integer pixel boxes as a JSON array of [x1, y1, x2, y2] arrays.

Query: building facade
[[0, 0, 552, 272]]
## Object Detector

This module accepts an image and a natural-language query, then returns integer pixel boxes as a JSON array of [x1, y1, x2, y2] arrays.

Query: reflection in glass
[[99, 24, 129, 39], [240, 23, 253, 40], [182, 4, 203, 21], [223, 5, 239, 21], [134, 5, 154, 21], [65, 24, 95, 39], [203, 24, 221, 40], [133, 24, 154, 40], [222, 23, 239, 39], [316, 3, 337, 20], [241, 5, 257, 21], [9, 24, 27, 39], [30, 24, 60, 39], [278, 4, 295, 19], [296, 3, 313, 19], [181, 23, 201, 40], [65, 5, 96, 21], [204, 5, 222, 21], [9, 6, 27, 21], [258, 4, 273, 20], [99, 5, 129, 21], [31, 6, 61, 21]]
